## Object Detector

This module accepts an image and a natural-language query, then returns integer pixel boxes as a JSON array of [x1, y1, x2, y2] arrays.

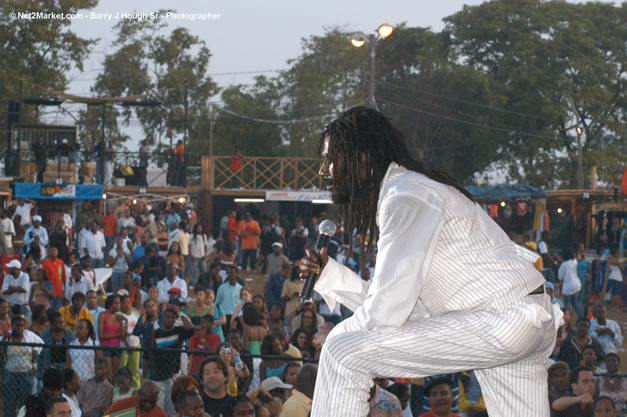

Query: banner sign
[[265, 190, 332, 202], [14, 183, 104, 200]]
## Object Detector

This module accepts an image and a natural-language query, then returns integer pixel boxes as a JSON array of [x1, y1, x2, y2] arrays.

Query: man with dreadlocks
[[299, 107, 562, 417]]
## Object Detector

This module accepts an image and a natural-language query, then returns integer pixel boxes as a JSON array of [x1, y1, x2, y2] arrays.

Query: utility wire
[[377, 80, 556, 123], [379, 99, 560, 141]]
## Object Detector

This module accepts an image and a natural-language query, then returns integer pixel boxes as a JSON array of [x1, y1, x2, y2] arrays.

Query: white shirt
[[109, 246, 131, 272], [118, 216, 135, 229], [190, 234, 209, 258], [1, 271, 30, 305], [1, 218, 15, 248], [0, 330, 43, 372], [156, 276, 188, 304], [69, 337, 96, 382], [81, 230, 105, 260], [538, 241, 548, 255], [557, 259, 581, 296], [13, 203, 33, 226], [62, 393, 82, 417], [24, 225, 48, 258], [63, 213, 73, 230], [589, 318, 623, 354], [65, 276, 95, 301], [315, 163, 545, 332]]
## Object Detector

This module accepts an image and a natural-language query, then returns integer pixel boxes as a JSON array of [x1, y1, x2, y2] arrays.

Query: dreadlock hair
[[320, 106, 475, 270]]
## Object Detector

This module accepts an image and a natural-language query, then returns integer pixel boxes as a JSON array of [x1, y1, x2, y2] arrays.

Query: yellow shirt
[[279, 389, 311, 417], [59, 306, 94, 332], [281, 279, 303, 317]]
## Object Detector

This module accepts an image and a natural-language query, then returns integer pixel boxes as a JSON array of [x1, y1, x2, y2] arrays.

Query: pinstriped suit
[[312, 163, 562, 417]]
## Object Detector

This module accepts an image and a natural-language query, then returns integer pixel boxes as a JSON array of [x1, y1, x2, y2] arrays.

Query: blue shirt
[[216, 281, 242, 315], [132, 244, 145, 262], [265, 272, 285, 309], [167, 213, 181, 229]]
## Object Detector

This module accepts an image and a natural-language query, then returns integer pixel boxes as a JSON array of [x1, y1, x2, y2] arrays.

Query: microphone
[[299, 219, 337, 309]]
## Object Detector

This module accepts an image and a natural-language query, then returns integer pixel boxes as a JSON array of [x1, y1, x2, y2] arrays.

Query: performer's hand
[[298, 247, 328, 280]]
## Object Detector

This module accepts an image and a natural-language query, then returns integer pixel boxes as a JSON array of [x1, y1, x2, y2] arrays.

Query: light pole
[[351, 24, 394, 110]]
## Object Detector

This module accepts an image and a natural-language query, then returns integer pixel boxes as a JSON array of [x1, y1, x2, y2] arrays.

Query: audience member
[[419, 378, 460, 417], [551, 366, 595, 417], [200, 357, 233, 417], [588, 303, 622, 355], [105, 380, 167, 417], [77, 360, 113, 417]]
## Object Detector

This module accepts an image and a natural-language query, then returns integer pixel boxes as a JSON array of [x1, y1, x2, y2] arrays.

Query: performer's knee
[[323, 330, 367, 365]]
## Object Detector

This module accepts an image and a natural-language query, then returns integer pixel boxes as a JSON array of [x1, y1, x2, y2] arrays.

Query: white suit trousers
[[311, 294, 561, 417]]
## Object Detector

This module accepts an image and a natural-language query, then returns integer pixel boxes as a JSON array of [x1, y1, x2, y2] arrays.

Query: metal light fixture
[[234, 198, 264, 203], [377, 24, 394, 38], [351, 37, 366, 48]]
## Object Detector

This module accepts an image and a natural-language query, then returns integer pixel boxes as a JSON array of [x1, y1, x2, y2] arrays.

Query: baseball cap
[[272, 242, 283, 248], [545, 282, 554, 291], [168, 288, 182, 296], [524, 241, 537, 251], [261, 377, 292, 392], [33, 215, 42, 222], [6, 260, 21, 269]]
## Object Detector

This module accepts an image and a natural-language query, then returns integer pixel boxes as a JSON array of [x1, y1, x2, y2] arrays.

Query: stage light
[[500, 201, 506, 207], [178, 197, 186, 204], [132, 199, 137, 204], [102, 193, 107, 200], [557, 208, 563, 214], [234, 198, 264, 203], [312, 200, 333, 204]]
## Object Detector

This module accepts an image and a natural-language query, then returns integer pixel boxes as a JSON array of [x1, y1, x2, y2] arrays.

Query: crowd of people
[[0, 198, 624, 417]]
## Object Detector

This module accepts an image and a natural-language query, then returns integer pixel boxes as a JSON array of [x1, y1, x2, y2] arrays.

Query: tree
[[375, 25, 510, 183], [93, 11, 219, 154], [0, 0, 97, 135], [189, 77, 283, 157], [444, 0, 626, 188]]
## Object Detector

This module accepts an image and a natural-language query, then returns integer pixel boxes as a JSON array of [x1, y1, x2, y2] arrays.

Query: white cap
[[33, 215, 42, 222], [116, 289, 129, 296], [261, 377, 293, 392], [6, 260, 21, 269], [271, 242, 283, 248]]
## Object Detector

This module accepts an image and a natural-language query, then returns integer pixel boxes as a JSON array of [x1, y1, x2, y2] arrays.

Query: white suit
[[312, 163, 562, 417]]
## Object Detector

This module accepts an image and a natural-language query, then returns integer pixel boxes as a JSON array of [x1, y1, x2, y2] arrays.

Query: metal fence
[[0, 340, 316, 417], [1, 340, 625, 417], [5, 149, 201, 186]]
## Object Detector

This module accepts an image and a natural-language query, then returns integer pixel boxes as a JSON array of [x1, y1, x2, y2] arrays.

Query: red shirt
[[102, 215, 117, 237], [231, 152, 243, 171], [41, 258, 66, 297], [189, 330, 221, 376], [105, 396, 167, 417], [176, 144, 185, 162], [227, 216, 237, 242]]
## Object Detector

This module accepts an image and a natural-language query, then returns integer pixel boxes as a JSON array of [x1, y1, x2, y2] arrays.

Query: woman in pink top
[[98, 294, 127, 380]]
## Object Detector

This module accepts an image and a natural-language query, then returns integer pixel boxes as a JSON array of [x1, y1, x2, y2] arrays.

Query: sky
[[63, 0, 488, 96], [40, 0, 617, 157]]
